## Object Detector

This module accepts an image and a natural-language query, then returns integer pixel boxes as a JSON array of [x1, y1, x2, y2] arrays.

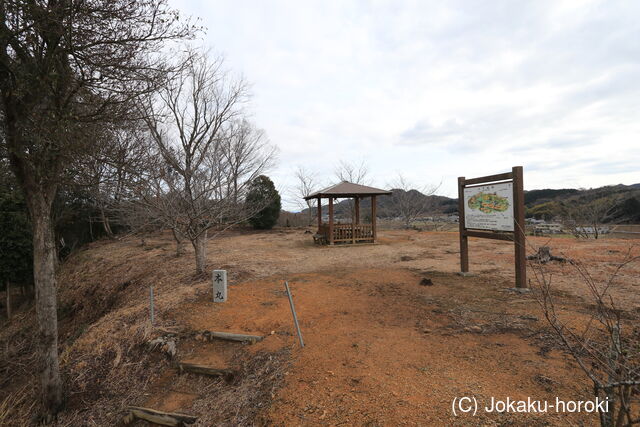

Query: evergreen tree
[[246, 175, 281, 229], [0, 170, 33, 291]]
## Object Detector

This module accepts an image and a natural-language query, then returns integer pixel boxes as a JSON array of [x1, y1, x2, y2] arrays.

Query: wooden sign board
[[458, 166, 527, 288], [212, 270, 227, 302]]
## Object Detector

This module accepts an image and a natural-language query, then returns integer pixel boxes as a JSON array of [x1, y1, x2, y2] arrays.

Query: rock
[[457, 271, 476, 277], [419, 278, 433, 286], [148, 336, 177, 358], [464, 326, 482, 333], [505, 287, 531, 294]]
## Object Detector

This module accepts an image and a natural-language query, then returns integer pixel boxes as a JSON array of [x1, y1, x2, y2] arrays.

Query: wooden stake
[[149, 285, 154, 325], [285, 281, 304, 348]]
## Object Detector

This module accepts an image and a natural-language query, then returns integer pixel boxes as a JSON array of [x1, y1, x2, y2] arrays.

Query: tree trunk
[[100, 207, 114, 238], [88, 214, 94, 241], [192, 231, 208, 274], [30, 196, 64, 414], [171, 228, 186, 257], [5, 281, 10, 321]]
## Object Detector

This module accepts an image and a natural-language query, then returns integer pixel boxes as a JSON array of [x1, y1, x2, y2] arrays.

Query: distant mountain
[[301, 188, 457, 219], [523, 188, 579, 205], [525, 184, 640, 223], [298, 183, 640, 224]]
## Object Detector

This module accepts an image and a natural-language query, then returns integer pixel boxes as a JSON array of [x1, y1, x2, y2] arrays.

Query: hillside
[[525, 184, 640, 223], [2, 229, 639, 424]]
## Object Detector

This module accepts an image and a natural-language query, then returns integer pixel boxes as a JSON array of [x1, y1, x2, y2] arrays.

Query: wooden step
[[177, 362, 236, 380], [199, 330, 264, 344], [123, 406, 197, 426]]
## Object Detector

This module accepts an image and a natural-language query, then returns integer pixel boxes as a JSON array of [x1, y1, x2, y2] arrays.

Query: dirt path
[[149, 265, 609, 425]]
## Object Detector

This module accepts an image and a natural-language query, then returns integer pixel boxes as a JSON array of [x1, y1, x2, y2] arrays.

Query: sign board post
[[458, 166, 527, 288], [212, 270, 227, 302]]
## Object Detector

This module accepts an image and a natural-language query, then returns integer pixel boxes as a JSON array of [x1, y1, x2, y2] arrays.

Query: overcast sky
[[171, 0, 639, 210]]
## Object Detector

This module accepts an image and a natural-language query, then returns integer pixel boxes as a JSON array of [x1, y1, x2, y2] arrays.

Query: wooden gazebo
[[305, 181, 391, 245]]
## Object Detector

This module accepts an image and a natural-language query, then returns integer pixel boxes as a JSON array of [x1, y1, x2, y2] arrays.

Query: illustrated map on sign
[[467, 192, 510, 214], [463, 182, 514, 232]]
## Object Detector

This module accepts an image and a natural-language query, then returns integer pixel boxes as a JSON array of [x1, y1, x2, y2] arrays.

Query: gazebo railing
[[318, 223, 373, 243]]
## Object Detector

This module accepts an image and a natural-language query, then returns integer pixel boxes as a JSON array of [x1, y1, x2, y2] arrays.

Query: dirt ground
[[142, 229, 639, 426], [2, 228, 639, 426]]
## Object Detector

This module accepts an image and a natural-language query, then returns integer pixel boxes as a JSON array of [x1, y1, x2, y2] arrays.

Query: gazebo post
[[371, 195, 377, 242], [355, 197, 360, 224], [351, 197, 356, 244], [317, 197, 322, 233], [328, 197, 334, 245]]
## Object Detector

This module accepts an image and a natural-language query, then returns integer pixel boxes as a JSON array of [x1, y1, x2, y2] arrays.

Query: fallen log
[[199, 330, 264, 344], [123, 406, 197, 426], [178, 362, 235, 380]]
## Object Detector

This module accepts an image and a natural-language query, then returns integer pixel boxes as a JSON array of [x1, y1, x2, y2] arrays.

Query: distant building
[[526, 218, 546, 225], [575, 226, 610, 235], [533, 223, 563, 235]]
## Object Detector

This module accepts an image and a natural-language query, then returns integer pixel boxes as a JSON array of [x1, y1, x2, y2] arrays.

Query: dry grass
[[0, 386, 33, 426]]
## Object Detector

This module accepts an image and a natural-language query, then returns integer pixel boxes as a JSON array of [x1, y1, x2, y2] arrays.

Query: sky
[[170, 0, 639, 210]]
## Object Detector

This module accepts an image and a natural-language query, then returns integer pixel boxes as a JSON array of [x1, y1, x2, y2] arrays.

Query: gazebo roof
[[304, 181, 392, 200]]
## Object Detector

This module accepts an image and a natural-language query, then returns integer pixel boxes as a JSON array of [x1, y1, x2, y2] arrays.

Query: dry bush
[[531, 247, 640, 426]]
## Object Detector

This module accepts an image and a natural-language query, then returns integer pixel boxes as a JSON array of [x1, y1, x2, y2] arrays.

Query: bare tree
[[0, 0, 193, 415], [334, 160, 370, 185], [532, 250, 640, 426], [389, 174, 440, 229], [137, 50, 275, 274], [221, 119, 277, 203], [562, 197, 616, 239], [292, 166, 318, 225], [74, 122, 155, 238], [332, 160, 370, 219]]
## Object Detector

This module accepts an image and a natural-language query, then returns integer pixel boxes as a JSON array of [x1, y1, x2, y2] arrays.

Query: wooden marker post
[[458, 166, 527, 288]]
